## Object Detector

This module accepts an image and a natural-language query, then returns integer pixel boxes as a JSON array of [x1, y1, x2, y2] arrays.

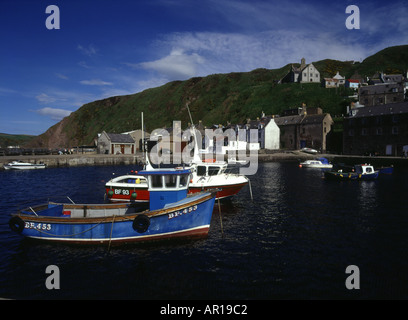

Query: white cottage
[[264, 118, 280, 150]]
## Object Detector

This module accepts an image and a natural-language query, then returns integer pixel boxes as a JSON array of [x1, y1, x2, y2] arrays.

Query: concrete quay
[[0, 153, 144, 169]]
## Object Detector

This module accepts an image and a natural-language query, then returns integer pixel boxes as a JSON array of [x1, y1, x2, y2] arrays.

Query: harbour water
[[0, 162, 407, 300]]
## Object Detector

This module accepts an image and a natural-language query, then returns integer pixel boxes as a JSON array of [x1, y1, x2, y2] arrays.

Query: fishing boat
[[8, 168, 217, 245], [324, 164, 379, 181], [105, 159, 249, 202], [299, 157, 333, 169], [3, 161, 46, 170]]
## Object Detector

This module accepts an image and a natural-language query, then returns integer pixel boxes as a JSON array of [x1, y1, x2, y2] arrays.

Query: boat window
[[164, 174, 177, 188], [208, 166, 220, 176], [179, 174, 189, 188], [366, 167, 372, 173], [197, 166, 206, 176], [151, 175, 163, 188]]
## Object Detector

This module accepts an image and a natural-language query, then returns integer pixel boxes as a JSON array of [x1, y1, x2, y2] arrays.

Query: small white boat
[[301, 147, 318, 155], [299, 158, 333, 169], [3, 161, 46, 170]]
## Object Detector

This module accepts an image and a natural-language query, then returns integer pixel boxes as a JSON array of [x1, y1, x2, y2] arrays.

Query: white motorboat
[[299, 158, 333, 169], [3, 161, 46, 170]]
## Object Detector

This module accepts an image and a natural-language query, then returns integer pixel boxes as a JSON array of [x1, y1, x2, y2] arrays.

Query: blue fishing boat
[[324, 164, 379, 181], [8, 168, 216, 245]]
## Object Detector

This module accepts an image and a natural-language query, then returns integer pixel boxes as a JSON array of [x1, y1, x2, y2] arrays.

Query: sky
[[0, 0, 407, 136]]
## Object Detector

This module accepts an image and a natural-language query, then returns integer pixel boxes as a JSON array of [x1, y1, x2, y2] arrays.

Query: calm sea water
[[0, 162, 407, 300]]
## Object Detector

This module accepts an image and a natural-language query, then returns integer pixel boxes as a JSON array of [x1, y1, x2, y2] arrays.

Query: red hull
[[106, 182, 247, 202], [188, 182, 248, 200]]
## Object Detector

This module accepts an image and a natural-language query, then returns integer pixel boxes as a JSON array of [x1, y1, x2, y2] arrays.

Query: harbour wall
[[1, 151, 407, 170], [0, 154, 144, 169]]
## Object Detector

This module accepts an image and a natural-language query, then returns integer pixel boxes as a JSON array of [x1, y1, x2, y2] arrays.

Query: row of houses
[[96, 97, 408, 158], [280, 58, 408, 96], [96, 105, 333, 156]]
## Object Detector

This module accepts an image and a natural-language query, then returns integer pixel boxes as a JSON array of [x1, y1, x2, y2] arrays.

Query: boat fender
[[9, 216, 25, 234], [132, 214, 150, 233]]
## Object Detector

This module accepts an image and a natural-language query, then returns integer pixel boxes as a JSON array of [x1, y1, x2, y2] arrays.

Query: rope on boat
[[218, 198, 224, 238], [248, 178, 253, 201], [29, 207, 38, 216]]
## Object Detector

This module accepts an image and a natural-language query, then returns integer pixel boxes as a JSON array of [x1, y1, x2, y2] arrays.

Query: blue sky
[[0, 0, 407, 135]]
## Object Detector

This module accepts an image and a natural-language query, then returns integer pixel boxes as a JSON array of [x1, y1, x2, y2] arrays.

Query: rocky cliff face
[[25, 117, 72, 149]]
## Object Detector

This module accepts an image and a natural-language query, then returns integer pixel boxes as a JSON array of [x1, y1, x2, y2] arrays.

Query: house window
[[392, 115, 399, 123], [376, 127, 383, 135], [392, 126, 399, 135], [361, 128, 368, 136], [348, 129, 354, 136]]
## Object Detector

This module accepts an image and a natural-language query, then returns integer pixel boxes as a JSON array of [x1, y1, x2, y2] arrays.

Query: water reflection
[[358, 181, 378, 211]]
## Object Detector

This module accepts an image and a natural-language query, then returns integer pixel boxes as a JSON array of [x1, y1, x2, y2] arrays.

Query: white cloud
[[34, 107, 72, 121], [55, 73, 69, 80], [77, 44, 98, 57], [138, 48, 205, 81], [36, 93, 58, 104], [80, 79, 113, 86], [134, 0, 407, 84]]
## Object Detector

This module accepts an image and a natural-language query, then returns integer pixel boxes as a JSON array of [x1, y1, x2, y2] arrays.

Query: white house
[[264, 118, 280, 150], [281, 58, 321, 84], [324, 71, 345, 88]]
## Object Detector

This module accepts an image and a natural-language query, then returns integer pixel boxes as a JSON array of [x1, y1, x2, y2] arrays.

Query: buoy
[[131, 192, 137, 199], [108, 190, 114, 197]]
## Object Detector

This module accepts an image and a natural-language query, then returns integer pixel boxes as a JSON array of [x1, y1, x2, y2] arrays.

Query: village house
[[345, 79, 360, 90], [122, 129, 150, 152], [345, 72, 364, 90], [97, 131, 136, 154], [274, 106, 333, 152], [323, 71, 345, 88], [242, 116, 280, 151], [358, 72, 406, 107], [358, 82, 405, 106], [343, 101, 408, 156], [281, 58, 321, 84]]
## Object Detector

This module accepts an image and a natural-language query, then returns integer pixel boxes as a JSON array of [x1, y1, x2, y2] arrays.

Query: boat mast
[[142, 111, 153, 170], [186, 104, 201, 163]]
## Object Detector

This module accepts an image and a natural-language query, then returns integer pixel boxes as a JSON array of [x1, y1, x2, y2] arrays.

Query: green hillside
[[0, 133, 35, 148], [27, 45, 408, 148]]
